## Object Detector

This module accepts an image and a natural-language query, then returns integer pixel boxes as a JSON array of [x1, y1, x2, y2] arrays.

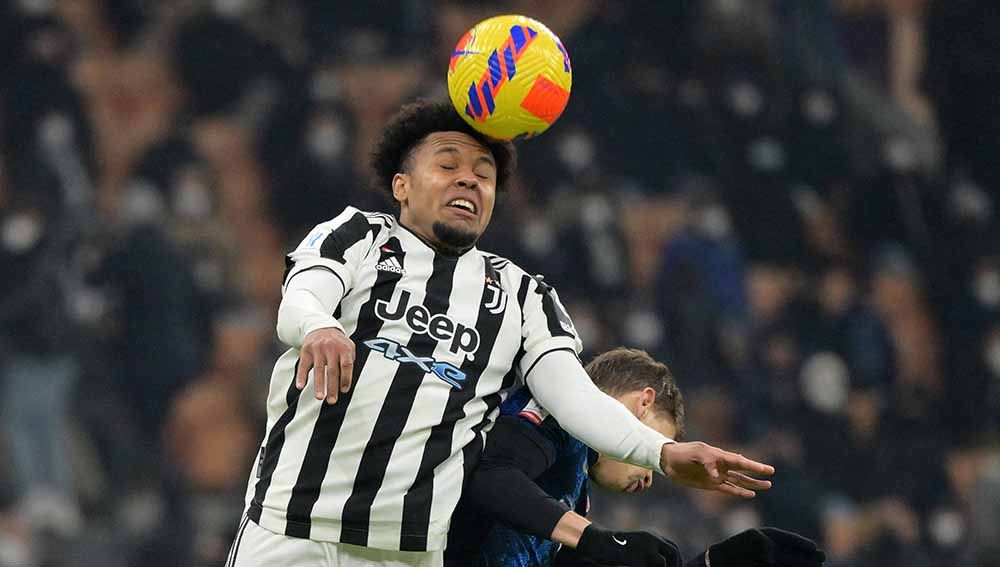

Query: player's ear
[[639, 387, 656, 419], [392, 173, 409, 203]]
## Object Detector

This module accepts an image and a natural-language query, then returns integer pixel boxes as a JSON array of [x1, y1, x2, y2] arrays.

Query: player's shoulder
[[499, 389, 572, 450], [479, 251, 514, 271], [295, 208, 395, 257], [313, 206, 395, 232], [358, 209, 396, 229], [500, 388, 550, 427], [480, 253, 560, 301], [478, 253, 536, 287]]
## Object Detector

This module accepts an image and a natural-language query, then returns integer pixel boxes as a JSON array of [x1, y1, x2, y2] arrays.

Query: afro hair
[[370, 99, 517, 200]]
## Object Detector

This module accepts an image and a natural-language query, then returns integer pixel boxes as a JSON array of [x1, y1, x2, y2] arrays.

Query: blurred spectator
[[654, 182, 749, 390], [92, 215, 211, 438], [809, 264, 895, 390], [0, 150, 84, 549]]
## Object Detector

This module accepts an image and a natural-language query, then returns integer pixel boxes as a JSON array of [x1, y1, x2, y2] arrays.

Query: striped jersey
[[244, 207, 582, 552]]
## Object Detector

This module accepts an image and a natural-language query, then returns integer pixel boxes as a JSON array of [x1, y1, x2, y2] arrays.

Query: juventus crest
[[484, 274, 507, 315]]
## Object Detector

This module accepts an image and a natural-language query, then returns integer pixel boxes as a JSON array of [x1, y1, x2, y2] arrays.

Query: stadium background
[[1, 0, 999, 565]]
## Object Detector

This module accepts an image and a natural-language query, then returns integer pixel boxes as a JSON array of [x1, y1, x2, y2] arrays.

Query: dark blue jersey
[[464, 387, 597, 567]]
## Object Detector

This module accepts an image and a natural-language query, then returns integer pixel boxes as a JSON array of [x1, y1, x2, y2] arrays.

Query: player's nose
[[455, 176, 479, 190]]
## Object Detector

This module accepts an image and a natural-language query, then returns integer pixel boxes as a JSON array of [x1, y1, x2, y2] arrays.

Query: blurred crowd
[[0, 0, 998, 566]]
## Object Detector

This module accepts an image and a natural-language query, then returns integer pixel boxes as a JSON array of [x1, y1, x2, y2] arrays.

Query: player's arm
[[465, 415, 569, 539], [277, 207, 375, 404], [467, 415, 683, 567], [517, 275, 774, 496]]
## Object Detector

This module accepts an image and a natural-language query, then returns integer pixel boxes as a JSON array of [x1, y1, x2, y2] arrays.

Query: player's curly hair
[[370, 99, 517, 199], [586, 347, 686, 441]]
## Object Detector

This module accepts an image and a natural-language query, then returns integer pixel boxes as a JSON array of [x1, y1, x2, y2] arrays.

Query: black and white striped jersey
[[245, 206, 582, 552]]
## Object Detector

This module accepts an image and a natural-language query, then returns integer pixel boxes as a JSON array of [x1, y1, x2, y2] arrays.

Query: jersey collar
[[396, 219, 479, 260]]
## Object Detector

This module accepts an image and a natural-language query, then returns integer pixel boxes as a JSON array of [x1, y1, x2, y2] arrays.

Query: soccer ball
[[447, 14, 572, 140]]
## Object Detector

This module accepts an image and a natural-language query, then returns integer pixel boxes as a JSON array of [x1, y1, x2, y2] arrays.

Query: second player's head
[[371, 99, 517, 256], [586, 347, 685, 493]]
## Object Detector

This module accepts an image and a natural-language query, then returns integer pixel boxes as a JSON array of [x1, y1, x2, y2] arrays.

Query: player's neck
[[397, 219, 475, 258]]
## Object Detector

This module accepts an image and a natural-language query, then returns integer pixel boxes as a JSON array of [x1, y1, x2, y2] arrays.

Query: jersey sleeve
[[465, 415, 571, 539], [517, 274, 584, 379], [282, 206, 377, 295]]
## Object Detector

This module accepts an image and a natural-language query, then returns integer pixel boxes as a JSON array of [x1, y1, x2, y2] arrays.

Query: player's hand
[[685, 527, 826, 567], [660, 442, 774, 498], [576, 524, 682, 567], [296, 328, 355, 404]]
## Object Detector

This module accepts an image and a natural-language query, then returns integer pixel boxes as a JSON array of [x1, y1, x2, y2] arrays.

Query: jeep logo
[[375, 290, 480, 359]]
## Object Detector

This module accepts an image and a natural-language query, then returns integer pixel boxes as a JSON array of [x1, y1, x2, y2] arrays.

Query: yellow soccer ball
[[447, 14, 572, 140]]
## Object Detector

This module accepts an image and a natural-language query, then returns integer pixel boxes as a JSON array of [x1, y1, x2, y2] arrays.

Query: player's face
[[392, 131, 497, 254], [589, 406, 677, 494]]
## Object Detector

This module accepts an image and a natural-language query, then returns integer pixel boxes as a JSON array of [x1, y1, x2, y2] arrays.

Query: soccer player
[[447, 347, 825, 567], [227, 100, 774, 567]]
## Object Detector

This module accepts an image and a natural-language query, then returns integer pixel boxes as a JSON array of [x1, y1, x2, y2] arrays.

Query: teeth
[[448, 198, 475, 213]]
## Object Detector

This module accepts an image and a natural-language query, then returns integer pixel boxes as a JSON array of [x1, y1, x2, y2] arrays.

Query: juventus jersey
[[245, 207, 582, 552]]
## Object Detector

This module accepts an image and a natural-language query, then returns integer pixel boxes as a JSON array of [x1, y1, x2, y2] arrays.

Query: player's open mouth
[[447, 198, 477, 215]]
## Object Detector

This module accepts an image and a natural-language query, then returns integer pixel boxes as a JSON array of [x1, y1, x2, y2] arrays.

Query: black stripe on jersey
[[399, 257, 507, 551], [248, 360, 304, 524], [485, 253, 509, 270], [364, 224, 384, 260], [226, 514, 251, 567], [517, 274, 531, 322], [281, 255, 295, 287], [320, 211, 372, 263], [505, 346, 525, 390], [363, 211, 395, 224], [283, 237, 406, 538], [225, 514, 250, 567], [460, 389, 503, 482], [483, 256, 502, 286], [339, 253, 458, 547], [512, 274, 531, 384], [540, 286, 575, 339]]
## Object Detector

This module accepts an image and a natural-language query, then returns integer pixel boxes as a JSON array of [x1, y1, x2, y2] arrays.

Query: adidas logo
[[375, 256, 405, 274]]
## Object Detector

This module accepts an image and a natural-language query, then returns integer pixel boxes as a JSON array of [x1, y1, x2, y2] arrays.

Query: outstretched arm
[[527, 350, 774, 497]]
